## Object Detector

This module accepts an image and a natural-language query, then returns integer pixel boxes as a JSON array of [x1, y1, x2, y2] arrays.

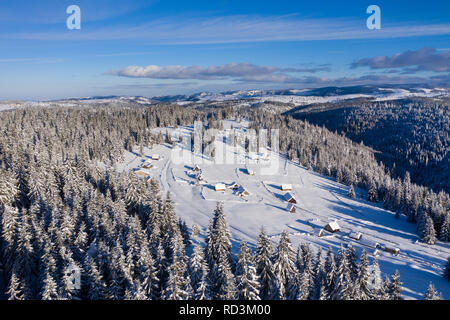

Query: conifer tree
[[354, 250, 371, 300], [443, 256, 450, 281], [324, 247, 337, 299], [424, 282, 441, 300], [189, 246, 212, 300], [331, 245, 353, 300], [389, 270, 403, 300], [255, 227, 276, 300], [272, 231, 297, 300], [348, 185, 356, 198], [235, 241, 260, 300]]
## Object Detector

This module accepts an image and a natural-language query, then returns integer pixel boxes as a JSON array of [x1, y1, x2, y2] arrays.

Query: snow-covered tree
[[347, 185, 356, 198], [235, 241, 260, 300], [443, 256, 450, 282], [424, 282, 441, 300], [272, 231, 297, 300], [255, 227, 276, 300], [389, 270, 403, 300]]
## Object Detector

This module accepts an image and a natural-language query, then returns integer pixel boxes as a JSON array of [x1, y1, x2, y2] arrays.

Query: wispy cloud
[[4, 15, 450, 43], [351, 47, 450, 73], [0, 57, 63, 63]]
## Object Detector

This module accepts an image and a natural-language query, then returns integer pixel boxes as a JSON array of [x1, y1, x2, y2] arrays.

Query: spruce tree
[[331, 245, 353, 300], [424, 282, 440, 300], [443, 256, 450, 281], [272, 231, 297, 300], [348, 185, 356, 198], [389, 270, 403, 300], [235, 241, 261, 300], [354, 250, 371, 300], [255, 227, 276, 300]]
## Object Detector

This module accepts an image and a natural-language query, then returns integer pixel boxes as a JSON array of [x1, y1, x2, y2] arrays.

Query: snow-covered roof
[[283, 192, 297, 202], [215, 183, 226, 191], [281, 184, 292, 190], [325, 221, 340, 231], [349, 232, 362, 240], [135, 169, 150, 176], [286, 203, 295, 212], [152, 154, 160, 160]]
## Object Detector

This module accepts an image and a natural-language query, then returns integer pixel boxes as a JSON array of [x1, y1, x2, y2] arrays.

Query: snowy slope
[[112, 120, 450, 299]]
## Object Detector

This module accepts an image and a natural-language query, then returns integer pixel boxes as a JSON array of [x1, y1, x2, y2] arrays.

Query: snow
[[114, 120, 450, 300]]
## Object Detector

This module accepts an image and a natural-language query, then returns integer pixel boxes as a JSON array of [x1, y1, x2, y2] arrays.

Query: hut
[[283, 192, 297, 204], [195, 173, 204, 181], [246, 168, 255, 176], [228, 182, 240, 190], [349, 232, 362, 240], [215, 183, 226, 192], [193, 164, 201, 172], [237, 186, 251, 197], [141, 161, 153, 169], [324, 221, 340, 233], [384, 246, 400, 256], [281, 184, 292, 191], [286, 203, 296, 213], [135, 169, 150, 177], [315, 228, 325, 237], [152, 154, 160, 160]]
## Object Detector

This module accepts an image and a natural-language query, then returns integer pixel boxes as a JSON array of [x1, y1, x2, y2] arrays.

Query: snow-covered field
[[111, 120, 450, 299]]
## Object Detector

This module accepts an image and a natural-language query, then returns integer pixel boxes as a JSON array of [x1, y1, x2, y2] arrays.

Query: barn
[[283, 192, 297, 204], [325, 221, 340, 233]]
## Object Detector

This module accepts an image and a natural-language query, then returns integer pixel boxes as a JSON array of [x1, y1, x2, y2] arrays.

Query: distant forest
[[286, 97, 449, 193]]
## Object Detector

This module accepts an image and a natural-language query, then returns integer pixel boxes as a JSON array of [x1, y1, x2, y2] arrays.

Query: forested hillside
[[287, 97, 450, 193], [0, 103, 448, 300]]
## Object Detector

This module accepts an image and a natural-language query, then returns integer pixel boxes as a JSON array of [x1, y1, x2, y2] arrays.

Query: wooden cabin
[[141, 161, 153, 169], [135, 169, 150, 177], [283, 192, 297, 204], [349, 232, 362, 241], [324, 221, 340, 233], [286, 203, 296, 213], [384, 246, 400, 256], [237, 186, 251, 197], [316, 229, 325, 237]]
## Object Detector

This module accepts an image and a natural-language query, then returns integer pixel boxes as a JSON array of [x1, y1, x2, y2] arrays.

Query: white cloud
[[351, 47, 450, 72], [109, 62, 324, 82]]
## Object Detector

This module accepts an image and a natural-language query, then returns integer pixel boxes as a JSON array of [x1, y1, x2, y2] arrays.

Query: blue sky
[[0, 0, 449, 100]]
